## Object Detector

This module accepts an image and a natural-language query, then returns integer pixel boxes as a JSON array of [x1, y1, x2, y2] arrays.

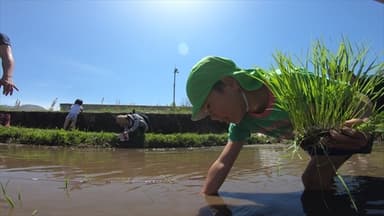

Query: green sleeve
[[228, 123, 250, 142]]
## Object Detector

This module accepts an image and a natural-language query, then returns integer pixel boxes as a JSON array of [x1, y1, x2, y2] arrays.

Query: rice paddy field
[[1, 143, 383, 216]]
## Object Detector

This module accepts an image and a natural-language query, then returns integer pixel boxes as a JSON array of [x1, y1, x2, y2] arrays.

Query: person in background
[[0, 32, 18, 127], [116, 112, 149, 144], [0, 32, 18, 96], [186, 56, 373, 195], [63, 99, 83, 130]]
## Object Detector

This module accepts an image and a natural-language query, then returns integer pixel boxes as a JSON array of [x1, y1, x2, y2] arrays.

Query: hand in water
[[118, 132, 129, 141]]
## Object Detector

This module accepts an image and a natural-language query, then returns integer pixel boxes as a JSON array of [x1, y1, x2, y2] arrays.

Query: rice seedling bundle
[[266, 40, 384, 151]]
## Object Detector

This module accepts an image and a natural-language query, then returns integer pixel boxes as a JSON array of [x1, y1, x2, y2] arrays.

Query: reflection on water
[[199, 175, 384, 216], [301, 176, 384, 216], [0, 143, 383, 216]]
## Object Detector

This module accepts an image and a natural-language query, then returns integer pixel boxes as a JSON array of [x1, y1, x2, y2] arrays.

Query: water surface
[[0, 143, 383, 216]]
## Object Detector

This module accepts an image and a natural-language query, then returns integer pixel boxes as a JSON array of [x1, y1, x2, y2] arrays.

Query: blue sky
[[0, 0, 383, 110]]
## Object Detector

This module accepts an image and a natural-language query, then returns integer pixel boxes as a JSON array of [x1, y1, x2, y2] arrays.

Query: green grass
[[0, 126, 276, 148]]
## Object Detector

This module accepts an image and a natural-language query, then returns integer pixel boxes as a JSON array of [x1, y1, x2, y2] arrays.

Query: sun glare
[[138, 0, 209, 22], [151, 0, 203, 10], [178, 42, 189, 56]]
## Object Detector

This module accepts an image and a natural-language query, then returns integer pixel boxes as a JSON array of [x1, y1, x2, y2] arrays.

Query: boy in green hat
[[186, 56, 372, 195]]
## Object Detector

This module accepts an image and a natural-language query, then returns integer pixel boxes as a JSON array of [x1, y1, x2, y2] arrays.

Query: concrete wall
[[5, 111, 228, 134], [59, 103, 188, 113]]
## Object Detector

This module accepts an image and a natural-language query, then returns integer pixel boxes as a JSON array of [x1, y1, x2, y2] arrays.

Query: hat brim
[[191, 109, 209, 121]]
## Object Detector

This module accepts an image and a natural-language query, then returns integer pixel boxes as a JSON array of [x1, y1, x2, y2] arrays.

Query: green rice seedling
[[0, 181, 15, 208], [32, 209, 39, 216], [17, 187, 22, 207], [64, 176, 70, 191], [276, 158, 282, 176], [266, 39, 383, 212], [267, 39, 383, 153], [356, 111, 384, 133]]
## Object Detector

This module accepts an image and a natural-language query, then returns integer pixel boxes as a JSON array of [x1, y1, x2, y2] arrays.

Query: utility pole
[[172, 67, 179, 107]]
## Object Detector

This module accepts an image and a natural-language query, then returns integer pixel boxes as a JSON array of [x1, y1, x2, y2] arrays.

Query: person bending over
[[186, 56, 373, 195], [116, 112, 149, 143]]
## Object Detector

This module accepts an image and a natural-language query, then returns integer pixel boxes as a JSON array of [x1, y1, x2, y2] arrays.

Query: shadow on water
[[198, 176, 384, 216]]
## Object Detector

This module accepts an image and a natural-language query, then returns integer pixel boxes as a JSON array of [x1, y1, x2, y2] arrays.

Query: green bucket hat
[[186, 56, 265, 121]]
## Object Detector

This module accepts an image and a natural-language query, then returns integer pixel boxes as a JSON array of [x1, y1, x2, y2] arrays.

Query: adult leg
[[70, 117, 77, 130], [302, 154, 351, 190], [129, 127, 145, 147], [63, 117, 71, 130]]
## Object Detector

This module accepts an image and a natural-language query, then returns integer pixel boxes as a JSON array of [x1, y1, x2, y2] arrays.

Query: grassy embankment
[[0, 105, 281, 148], [0, 126, 278, 148]]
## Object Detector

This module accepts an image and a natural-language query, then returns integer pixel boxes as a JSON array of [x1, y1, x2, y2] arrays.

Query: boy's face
[[202, 78, 246, 124]]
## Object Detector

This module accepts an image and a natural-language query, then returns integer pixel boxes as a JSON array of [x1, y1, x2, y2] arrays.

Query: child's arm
[[0, 39, 18, 96], [201, 140, 245, 195]]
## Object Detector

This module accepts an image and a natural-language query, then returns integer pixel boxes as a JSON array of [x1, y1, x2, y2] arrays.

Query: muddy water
[[0, 143, 383, 216]]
